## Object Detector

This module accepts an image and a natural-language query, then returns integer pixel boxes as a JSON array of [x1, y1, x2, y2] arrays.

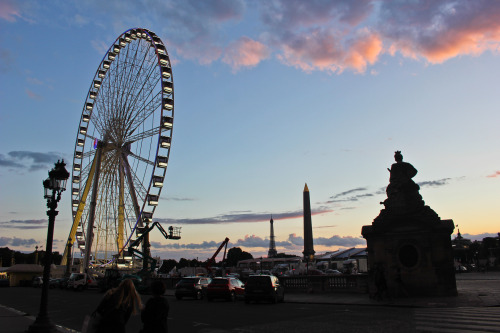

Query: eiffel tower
[[268, 216, 278, 258]]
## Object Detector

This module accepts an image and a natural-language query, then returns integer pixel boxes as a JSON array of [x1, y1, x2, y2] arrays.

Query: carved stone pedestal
[[362, 152, 457, 297]]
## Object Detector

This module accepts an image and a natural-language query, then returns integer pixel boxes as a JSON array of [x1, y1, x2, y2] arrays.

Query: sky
[[1, 0, 500, 262]]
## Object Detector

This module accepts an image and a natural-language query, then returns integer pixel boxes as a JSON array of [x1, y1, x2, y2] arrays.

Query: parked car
[[244, 274, 284, 304], [48, 278, 60, 289], [305, 269, 325, 275], [32, 276, 43, 288], [57, 277, 69, 289], [206, 277, 244, 301], [175, 276, 211, 300], [67, 273, 98, 291], [324, 269, 342, 275]]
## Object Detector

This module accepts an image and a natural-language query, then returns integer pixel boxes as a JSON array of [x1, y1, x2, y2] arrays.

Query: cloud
[[0, 151, 66, 171], [275, 29, 383, 74], [379, 1, 500, 63], [0, 236, 38, 247], [150, 232, 365, 252], [222, 37, 270, 71], [331, 187, 368, 199], [41, 0, 500, 74], [26, 89, 42, 100], [0, 48, 13, 73], [0, 219, 46, 229], [0, 0, 21, 22], [287, 233, 365, 247], [260, 0, 500, 72], [27, 77, 43, 85], [232, 234, 290, 248], [487, 171, 500, 178], [91, 40, 110, 55], [259, 1, 382, 73], [162, 196, 196, 202], [327, 193, 374, 204], [160, 0, 245, 64], [417, 178, 451, 188], [156, 207, 333, 225], [151, 240, 220, 250], [461, 232, 499, 241]]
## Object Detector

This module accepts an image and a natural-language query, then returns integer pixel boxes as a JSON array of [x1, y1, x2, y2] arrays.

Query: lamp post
[[27, 160, 69, 333]]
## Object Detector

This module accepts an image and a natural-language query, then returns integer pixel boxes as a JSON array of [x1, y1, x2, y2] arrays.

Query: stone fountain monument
[[361, 151, 457, 297]]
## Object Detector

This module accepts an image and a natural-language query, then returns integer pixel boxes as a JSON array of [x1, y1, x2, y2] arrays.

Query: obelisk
[[303, 183, 315, 260]]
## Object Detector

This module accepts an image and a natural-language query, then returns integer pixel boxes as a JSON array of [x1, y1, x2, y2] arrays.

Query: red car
[[206, 277, 245, 301]]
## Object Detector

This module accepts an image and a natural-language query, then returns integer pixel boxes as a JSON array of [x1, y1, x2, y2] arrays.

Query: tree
[[226, 247, 252, 267], [274, 253, 299, 258], [159, 259, 177, 273]]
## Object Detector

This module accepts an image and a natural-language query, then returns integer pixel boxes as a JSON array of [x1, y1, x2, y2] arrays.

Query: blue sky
[[1, 0, 500, 261]]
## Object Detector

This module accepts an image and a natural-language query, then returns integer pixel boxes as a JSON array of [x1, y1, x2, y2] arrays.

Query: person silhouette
[[140, 280, 169, 333]]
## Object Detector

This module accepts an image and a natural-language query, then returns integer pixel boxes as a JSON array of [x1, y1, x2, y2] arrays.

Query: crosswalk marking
[[415, 307, 500, 333]]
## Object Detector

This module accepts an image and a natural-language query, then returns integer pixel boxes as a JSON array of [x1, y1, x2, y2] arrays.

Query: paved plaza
[[1, 272, 499, 332]]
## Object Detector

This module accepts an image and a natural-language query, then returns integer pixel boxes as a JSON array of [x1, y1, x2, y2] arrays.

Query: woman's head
[[150, 280, 166, 296], [118, 279, 136, 294], [113, 279, 142, 313]]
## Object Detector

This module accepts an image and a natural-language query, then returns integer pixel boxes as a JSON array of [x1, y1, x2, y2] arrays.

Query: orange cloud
[[277, 29, 382, 74], [344, 31, 383, 73], [379, 1, 500, 64], [487, 171, 500, 178], [222, 37, 270, 71]]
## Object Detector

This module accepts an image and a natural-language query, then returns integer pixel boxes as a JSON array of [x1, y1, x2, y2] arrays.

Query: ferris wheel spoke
[[126, 150, 155, 166], [125, 126, 160, 145], [126, 91, 162, 135], [82, 150, 97, 159], [123, 61, 159, 121], [115, 43, 154, 129], [119, 44, 148, 112], [126, 165, 149, 201]]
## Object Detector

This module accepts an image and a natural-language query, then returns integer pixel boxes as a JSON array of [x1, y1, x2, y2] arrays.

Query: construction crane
[[206, 237, 230, 272]]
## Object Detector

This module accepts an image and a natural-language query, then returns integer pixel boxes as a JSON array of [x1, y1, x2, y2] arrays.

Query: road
[[1, 287, 416, 333]]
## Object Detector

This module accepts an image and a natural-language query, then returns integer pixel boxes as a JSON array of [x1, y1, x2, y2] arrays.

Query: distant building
[[5, 264, 43, 287], [315, 248, 368, 273], [451, 228, 472, 267]]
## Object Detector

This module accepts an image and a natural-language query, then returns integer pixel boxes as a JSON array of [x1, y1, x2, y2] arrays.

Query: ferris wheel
[[62, 28, 174, 269]]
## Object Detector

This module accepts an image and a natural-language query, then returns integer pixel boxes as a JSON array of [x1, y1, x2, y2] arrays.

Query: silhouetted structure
[[303, 184, 315, 261], [362, 151, 456, 297], [267, 216, 278, 258]]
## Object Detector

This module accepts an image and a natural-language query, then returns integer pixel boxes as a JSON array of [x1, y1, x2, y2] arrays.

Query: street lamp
[[27, 160, 69, 333]]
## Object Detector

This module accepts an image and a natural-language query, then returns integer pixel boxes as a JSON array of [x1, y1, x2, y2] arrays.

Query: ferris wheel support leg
[[61, 153, 99, 266], [123, 154, 143, 228], [117, 158, 125, 252], [83, 143, 104, 272]]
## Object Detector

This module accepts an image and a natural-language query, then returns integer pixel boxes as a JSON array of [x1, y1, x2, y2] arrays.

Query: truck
[[67, 272, 98, 291]]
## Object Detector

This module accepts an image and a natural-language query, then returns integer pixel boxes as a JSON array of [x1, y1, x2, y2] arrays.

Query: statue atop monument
[[382, 151, 425, 212]]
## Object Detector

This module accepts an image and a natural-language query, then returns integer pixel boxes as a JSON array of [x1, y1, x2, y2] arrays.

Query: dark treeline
[[0, 247, 63, 267]]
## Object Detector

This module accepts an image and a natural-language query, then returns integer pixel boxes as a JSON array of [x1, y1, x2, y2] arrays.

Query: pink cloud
[[379, 1, 500, 63], [222, 37, 270, 71], [0, 0, 21, 22], [344, 30, 383, 72], [276, 28, 382, 74], [25, 89, 41, 100], [261, 1, 500, 72], [487, 171, 500, 178]]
